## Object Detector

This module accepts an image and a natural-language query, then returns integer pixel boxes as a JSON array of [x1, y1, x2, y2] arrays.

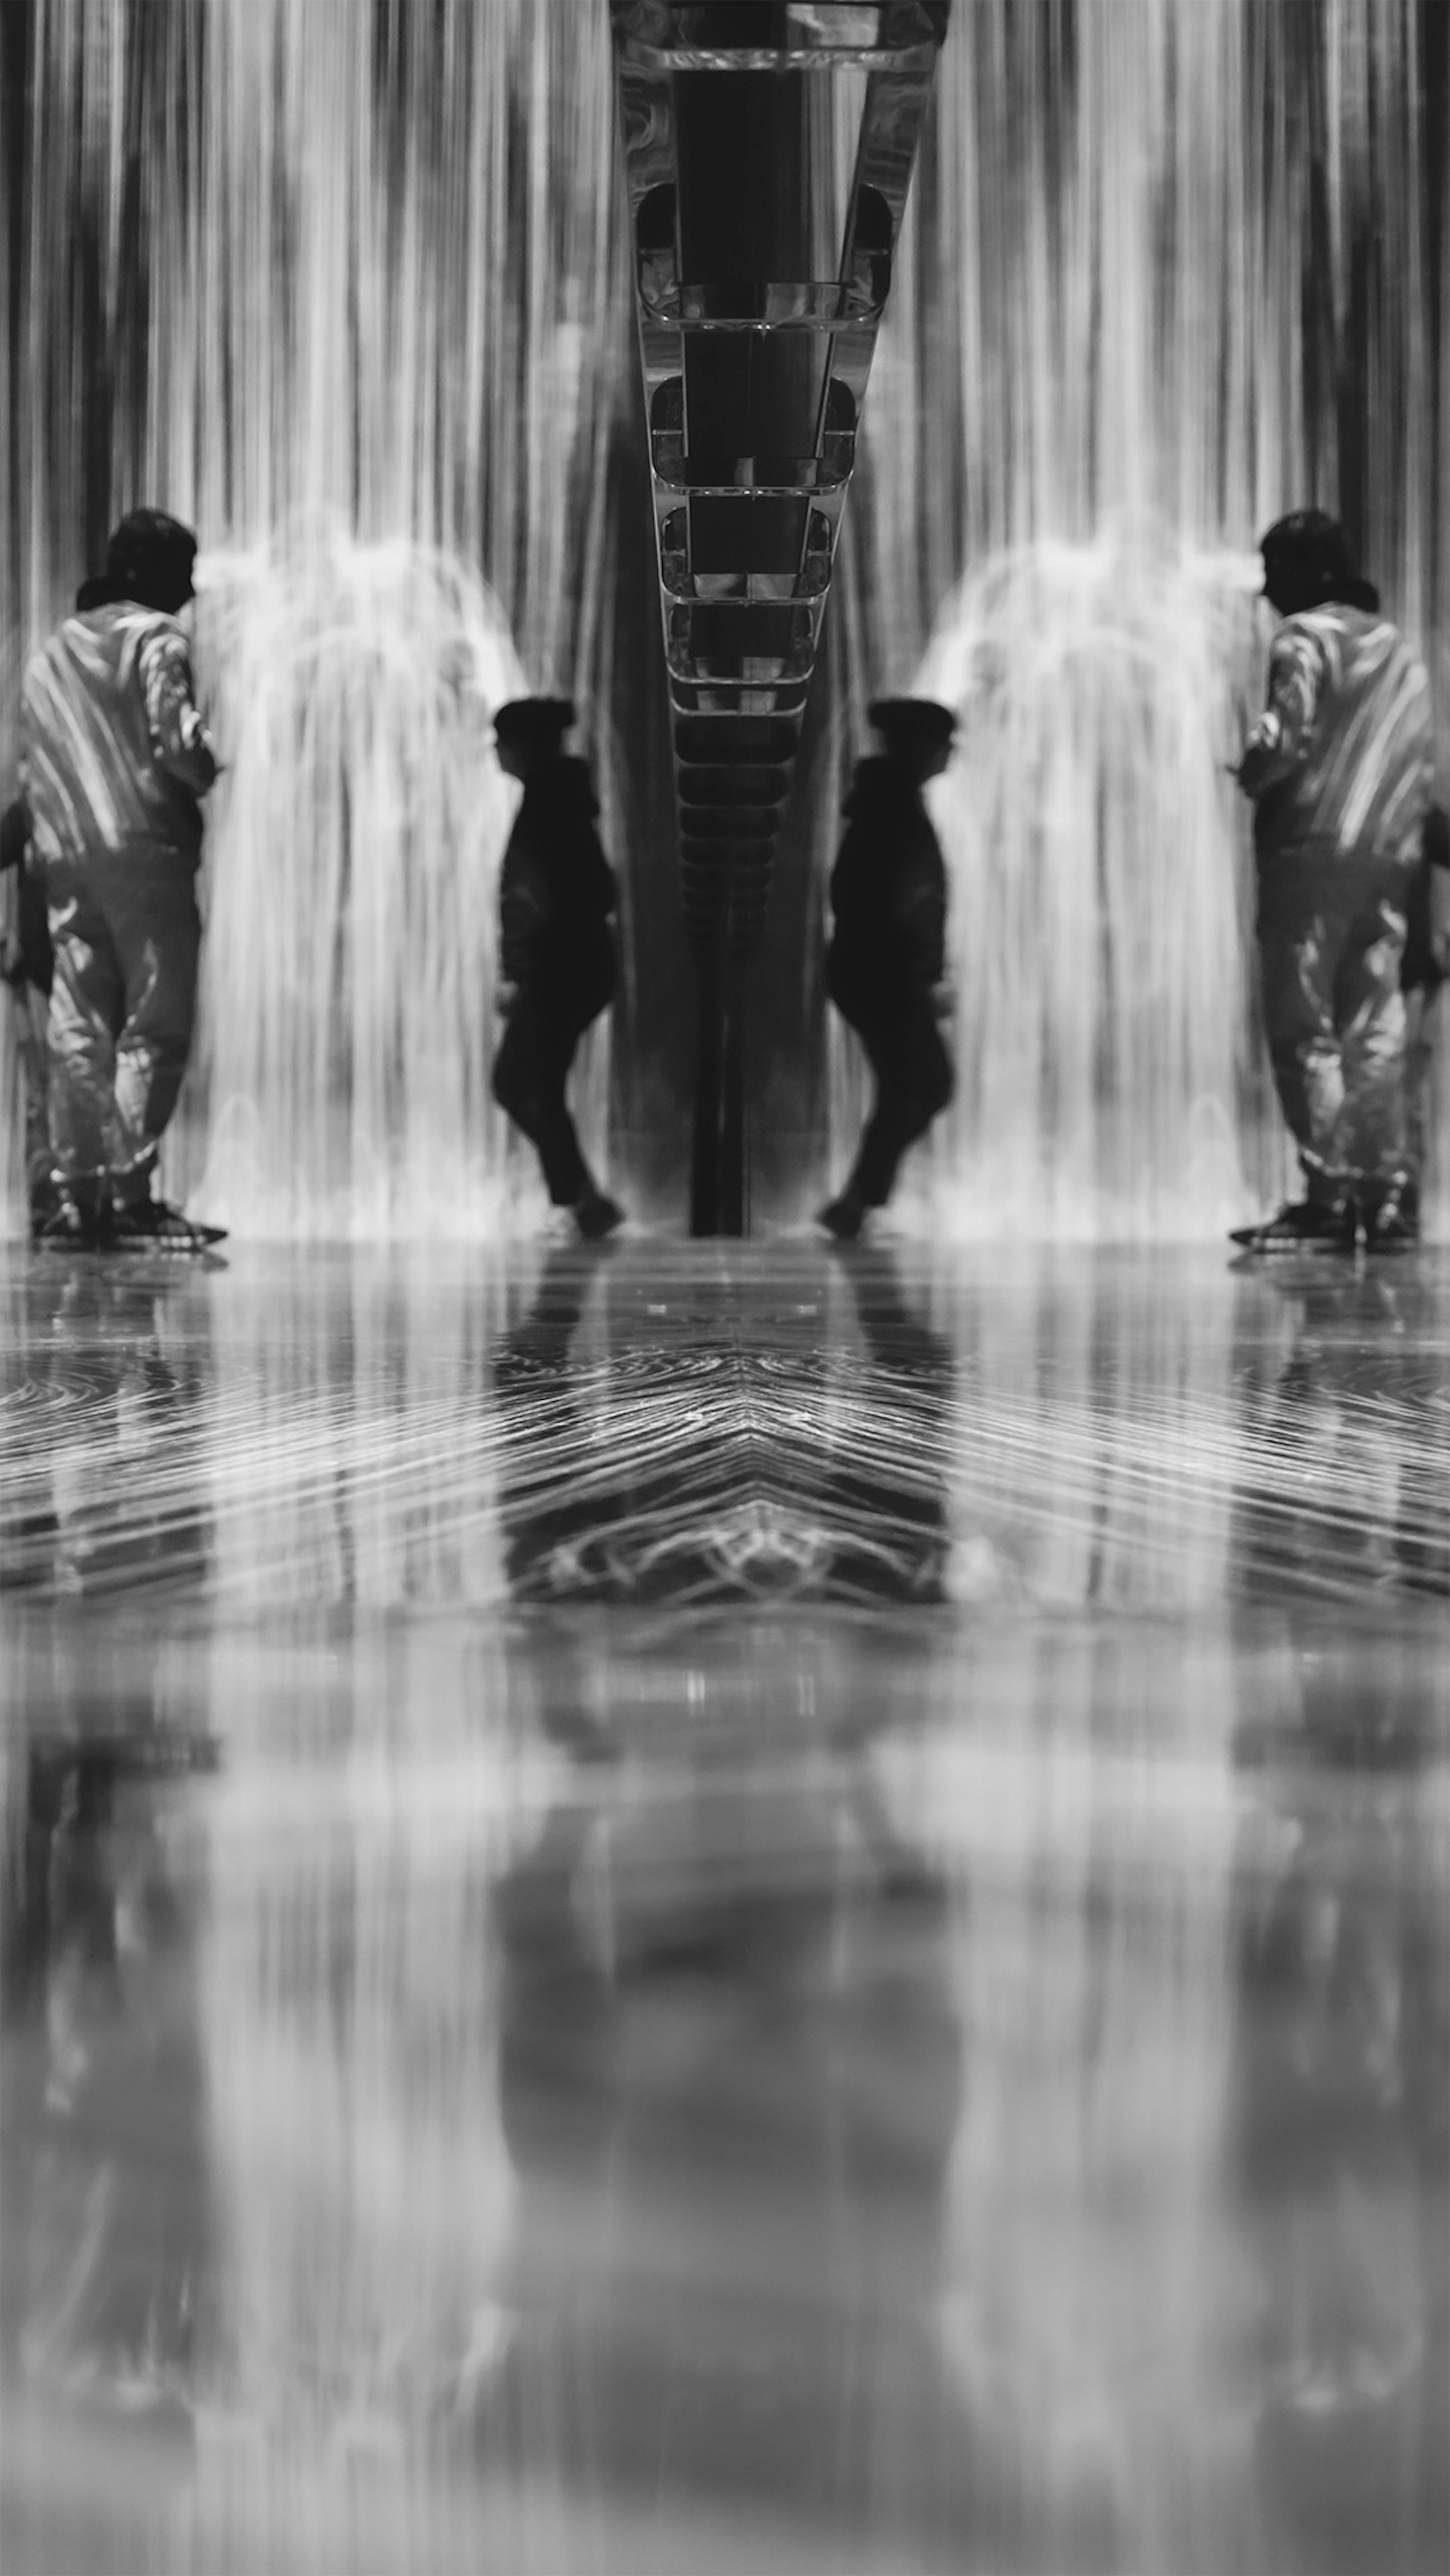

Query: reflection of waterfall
[[838, 0, 1446, 1238], [3, 0, 628, 1237], [877, 1635, 1245, 2571], [188, 1631, 537, 2564]]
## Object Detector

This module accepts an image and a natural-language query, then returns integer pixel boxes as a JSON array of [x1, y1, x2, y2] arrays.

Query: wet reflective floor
[[2, 1238, 1447, 2576]]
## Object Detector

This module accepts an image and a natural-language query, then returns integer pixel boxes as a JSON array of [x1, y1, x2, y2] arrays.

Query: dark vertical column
[[1424, 0, 1448, 663], [610, 2, 950, 1237], [673, 17, 812, 1232], [1, 2, 30, 629], [690, 949, 747, 1236]]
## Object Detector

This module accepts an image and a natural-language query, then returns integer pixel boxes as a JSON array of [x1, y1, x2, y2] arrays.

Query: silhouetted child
[[491, 699, 623, 1239], [819, 698, 956, 1240]]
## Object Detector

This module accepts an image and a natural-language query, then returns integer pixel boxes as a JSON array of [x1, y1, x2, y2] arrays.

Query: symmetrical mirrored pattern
[[2, 1241, 1447, 2576]]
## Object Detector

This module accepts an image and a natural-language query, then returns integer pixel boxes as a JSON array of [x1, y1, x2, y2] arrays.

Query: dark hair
[[102, 509, 198, 610], [494, 697, 576, 749], [867, 697, 956, 753], [1259, 510, 1376, 613]]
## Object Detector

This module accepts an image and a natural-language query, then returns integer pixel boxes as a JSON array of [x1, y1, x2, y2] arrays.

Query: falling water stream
[[1, 0, 1444, 1235]]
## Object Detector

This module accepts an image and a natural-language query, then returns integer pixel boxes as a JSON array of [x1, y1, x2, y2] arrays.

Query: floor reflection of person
[[1, 1701, 217, 2428], [1231, 511, 1433, 1257], [1229, 1637, 1449, 2570], [1229, 1262, 1450, 1600], [819, 699, 957, 1243], [489, 1237, 615, 1600], [0, 1266, 214, 1597], [490, 698, 624, 1241], [20, 512, 224, 1252], [1400, 801, 1449, 1240], [814, 1241, 953, 1602], [0, 790, 59, 1235], [479, 1669, 973, 2556]]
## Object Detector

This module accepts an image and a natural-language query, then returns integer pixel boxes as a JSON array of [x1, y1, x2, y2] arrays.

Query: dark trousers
[[40, 845, 201, 1203], [492, 993, 604, 1206], [830, 971, 954, 1207], [1256, 842, 1414, 1205]]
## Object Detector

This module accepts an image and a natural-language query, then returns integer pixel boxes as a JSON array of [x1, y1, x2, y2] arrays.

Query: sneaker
[[573, 1191, 624, 1242], [1361, 1200, 1420, 1256], [1230, 1199, 1350, 1255], [36, 1197, 114, 1252], [818, 1192, 866, 1242], [111, 1197, 227, 1253]]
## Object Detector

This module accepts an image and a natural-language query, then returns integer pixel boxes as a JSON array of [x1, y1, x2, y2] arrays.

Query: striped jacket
[[21, 603, 218, 867], [1239, 603, 1432, 865]]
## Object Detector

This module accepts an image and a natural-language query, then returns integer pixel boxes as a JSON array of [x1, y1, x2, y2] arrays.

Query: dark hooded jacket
[[827, 757, 947, 995], [499, 755, 617, 1008]]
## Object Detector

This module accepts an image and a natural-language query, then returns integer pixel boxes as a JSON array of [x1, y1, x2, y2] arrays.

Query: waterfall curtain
[[2, 0, 1445, 1231]]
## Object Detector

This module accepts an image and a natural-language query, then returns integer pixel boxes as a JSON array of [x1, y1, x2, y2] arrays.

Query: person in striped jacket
[[20, 511, 223, 1251], [1232, 511, 1433, 1254]]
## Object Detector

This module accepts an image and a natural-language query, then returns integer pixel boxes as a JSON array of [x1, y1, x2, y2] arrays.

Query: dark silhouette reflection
[[478, 1644, 983, 2556], [489, 1238, 620, 1600], [489, 1238, 954, 1606], [0, 1264, 214, 1597], [811, 1242, 953, 1599], [1229, 1264, 1450, 1602], [1230, 1631, 1450, 2574], [0, 1671, 218, 2439]]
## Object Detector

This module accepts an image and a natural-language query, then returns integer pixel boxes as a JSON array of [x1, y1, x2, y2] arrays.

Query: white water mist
[[912, 524, 1275, 1237], [176, 532, 540, 1237]]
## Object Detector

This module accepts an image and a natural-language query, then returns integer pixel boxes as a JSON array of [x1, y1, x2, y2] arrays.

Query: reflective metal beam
[[609, 0, 951, 1231]]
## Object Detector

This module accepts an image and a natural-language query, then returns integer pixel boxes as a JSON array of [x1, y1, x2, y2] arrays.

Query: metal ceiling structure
[[609, 1, 952, 1232]]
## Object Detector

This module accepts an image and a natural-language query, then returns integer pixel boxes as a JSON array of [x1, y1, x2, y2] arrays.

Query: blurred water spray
[[912, 524, 1271, 1237], [181, 533, 535, 1237]]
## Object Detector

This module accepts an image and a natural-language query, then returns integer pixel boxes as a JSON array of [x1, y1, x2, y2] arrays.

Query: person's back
[[22, 598, 216, 869], [491, 699, 623, 1239], [1234, 510, 1435, 1254], [829, 755, 947, 989], [1245, 600, 1431, 865], [820, 700, 957, 1241], [499, 752, 617, 1005]]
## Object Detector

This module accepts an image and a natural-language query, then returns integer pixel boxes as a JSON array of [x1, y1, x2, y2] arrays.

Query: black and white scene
[[1, 5, 1447, 2572]]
